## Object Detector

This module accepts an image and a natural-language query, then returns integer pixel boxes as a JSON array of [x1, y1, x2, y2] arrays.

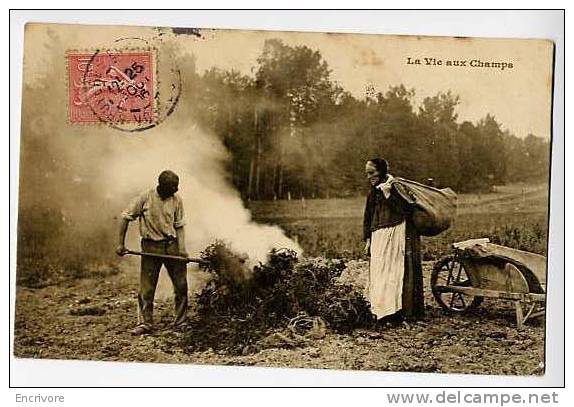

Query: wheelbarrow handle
[[124, 249, 209, 266]]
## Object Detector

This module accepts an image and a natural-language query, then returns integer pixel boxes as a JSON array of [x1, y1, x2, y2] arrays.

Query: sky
[[184, 29, 553, 139], [23, 23, 554, 139]]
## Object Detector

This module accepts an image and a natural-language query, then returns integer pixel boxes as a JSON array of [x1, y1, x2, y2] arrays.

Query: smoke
[[17, 30, 302, 297], [103, 118, 302, 298], [105, 120, 302, 264]]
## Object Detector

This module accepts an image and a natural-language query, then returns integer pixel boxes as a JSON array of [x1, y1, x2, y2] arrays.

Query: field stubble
[[13, 183, 549, 375], [247, 183, 549, 260]]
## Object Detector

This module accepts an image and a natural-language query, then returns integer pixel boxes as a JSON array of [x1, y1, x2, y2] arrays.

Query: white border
[[8, 9, 565, 388]]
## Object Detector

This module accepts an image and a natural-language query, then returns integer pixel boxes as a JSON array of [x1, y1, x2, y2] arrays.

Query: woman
[[363, 158, 424, 322]]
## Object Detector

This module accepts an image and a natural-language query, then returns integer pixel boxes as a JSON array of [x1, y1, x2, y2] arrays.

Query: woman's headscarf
[[367, 158, 389, 179]]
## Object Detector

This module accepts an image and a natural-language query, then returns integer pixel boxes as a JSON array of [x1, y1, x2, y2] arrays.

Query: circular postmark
[[82, 49, 156, 126], [69, 37, 181, 132]]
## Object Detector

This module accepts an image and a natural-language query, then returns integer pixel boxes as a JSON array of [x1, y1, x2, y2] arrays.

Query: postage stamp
[[67, 50, 155, 125]]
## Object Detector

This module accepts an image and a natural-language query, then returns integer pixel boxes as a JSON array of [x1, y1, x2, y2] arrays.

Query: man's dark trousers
[[138, 238, 188, 328]]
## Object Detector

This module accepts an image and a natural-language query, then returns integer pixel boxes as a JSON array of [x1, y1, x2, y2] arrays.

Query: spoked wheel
[[431, 255, 483, 313]]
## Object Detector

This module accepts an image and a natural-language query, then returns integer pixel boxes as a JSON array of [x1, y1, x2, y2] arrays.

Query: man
[[116, 170, 188, 335]]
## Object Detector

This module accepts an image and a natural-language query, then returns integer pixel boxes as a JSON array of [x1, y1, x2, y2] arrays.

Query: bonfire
[[181, 241, 373, 355]]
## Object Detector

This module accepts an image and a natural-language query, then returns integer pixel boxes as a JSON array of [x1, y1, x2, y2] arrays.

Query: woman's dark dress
[[363, 185, 425, 320]]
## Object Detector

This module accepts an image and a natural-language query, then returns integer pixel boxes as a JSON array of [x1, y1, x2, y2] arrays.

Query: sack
[[392, 177, 457, 236]]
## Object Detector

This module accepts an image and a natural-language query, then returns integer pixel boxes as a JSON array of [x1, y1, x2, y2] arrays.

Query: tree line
[[181, 39, 550, 200]]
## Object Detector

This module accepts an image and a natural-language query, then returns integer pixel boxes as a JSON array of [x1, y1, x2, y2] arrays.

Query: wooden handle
[[124, 249, 208, 265]]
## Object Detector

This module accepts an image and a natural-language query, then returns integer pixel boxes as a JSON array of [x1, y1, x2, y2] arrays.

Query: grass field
[[248, 183, 549, 260]]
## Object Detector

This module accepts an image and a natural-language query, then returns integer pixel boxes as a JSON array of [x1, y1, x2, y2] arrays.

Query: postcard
[[14, 22, 554, 378]]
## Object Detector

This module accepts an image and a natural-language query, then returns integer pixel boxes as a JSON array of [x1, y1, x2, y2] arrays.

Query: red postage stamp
[[68, 50, 155, 124]]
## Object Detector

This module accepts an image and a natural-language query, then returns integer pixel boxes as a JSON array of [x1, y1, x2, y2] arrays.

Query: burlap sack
[[392, 177, 457, 236]]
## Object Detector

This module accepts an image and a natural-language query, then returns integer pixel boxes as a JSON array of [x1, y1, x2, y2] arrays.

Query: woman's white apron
[[367, 221, 406, 318]]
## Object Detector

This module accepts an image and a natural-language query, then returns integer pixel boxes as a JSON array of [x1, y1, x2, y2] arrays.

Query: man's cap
[[158, 170, 179, 186]]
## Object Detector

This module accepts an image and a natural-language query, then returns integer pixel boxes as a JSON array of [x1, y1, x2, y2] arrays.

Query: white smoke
[[102, 121, 302, 297], [20, 29, 302, 299], [109, 124, 301, 261]]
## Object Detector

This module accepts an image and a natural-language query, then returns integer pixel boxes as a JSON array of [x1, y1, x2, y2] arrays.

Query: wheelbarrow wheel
[[431, 255, 483, 313]]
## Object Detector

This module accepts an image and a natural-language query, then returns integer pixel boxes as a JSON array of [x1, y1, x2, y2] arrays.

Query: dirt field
[[13, 184, 548, 375], [13, 261, 545, 375]]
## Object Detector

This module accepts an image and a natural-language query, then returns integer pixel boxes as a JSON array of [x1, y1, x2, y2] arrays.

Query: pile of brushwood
[[181, 242, 373, 355]]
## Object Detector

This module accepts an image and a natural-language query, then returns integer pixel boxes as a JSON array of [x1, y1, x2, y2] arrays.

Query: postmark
[[67, 35, 182, 132], [68, 50, 156, 126]]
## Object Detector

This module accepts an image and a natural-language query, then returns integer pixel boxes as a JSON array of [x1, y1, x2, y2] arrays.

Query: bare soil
[[13, 262, 545, 376]]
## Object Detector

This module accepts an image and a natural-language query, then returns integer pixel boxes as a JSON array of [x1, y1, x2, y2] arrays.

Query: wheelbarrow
[[430, 238, 547, 329]]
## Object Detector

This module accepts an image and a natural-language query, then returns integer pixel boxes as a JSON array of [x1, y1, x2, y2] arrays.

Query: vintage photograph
[[14, 23, 553, 376]]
